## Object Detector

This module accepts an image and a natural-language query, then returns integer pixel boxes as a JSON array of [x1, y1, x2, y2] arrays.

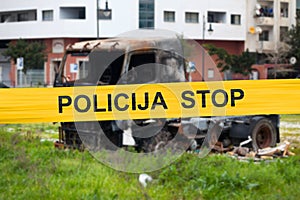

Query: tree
[[204, 44, 255, 76], [2, 39, 47, 75], [264, 42, 291, 78], [265, 43, 290, 65]]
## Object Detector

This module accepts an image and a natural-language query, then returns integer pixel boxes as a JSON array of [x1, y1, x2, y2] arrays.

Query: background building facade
[[0, 0, 296, 86]]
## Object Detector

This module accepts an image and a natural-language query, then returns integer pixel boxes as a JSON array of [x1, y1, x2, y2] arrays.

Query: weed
[[0, 117, 300, 199]]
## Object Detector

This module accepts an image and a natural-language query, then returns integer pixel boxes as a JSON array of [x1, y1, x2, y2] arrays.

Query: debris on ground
[[225, 140, 295, 161], [239, 136, 252, 147], [139, 173, 153, 187], [190, 139, 296, 162]]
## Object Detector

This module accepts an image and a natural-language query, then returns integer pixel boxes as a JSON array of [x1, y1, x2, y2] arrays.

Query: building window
[[42, 10, 53, 21], [139, 0, 154, 29], [259, 30, 269, 41], [79, 60, 89, 79], [231, 14, 241, 25], [17, 13, 28, 21], [208, 11, 226, 23], [60, 7, 86, 19], [280, 27, 288, 41], [280, 3, 289, 18], [164, 11, 175, 22], [0, 14, 11, 23], [208, 69, 214, 78], [185, 12, 199, 23], [0, 10, 36, 23]]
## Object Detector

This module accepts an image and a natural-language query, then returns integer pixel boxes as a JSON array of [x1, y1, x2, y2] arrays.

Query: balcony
[[256, 41, 275, 53], [255, 16, 274, 26], [280, 17, 289, 26]]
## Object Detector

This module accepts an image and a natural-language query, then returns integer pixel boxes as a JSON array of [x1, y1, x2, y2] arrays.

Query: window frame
[[230, 14, 241, 25], [208, 11, 226, 24], [164, 11, 175, 22], [185, 12, 199, 23], [139, 0, 155, 29], [42, 10, 54, 21], [259, 30, 269, 41]]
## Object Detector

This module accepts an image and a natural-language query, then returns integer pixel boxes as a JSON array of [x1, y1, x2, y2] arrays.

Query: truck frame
[[53, 36, 280, 152]]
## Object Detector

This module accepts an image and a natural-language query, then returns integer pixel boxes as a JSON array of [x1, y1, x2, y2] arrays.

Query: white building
[[0, 0, 296, 86], [246, 0, 296, 53], [0, 0, 247, 40]]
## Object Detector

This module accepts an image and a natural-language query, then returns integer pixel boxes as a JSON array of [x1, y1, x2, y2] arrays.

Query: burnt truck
[[53, 36, 280, 152]]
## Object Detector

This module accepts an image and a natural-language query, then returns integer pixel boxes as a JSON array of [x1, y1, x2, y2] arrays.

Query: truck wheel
[[251, 118, 277, 151]]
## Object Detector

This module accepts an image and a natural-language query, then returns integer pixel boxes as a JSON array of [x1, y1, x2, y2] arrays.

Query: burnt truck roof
[[65, 37, 183, 54], [55, 36, 185, 85]]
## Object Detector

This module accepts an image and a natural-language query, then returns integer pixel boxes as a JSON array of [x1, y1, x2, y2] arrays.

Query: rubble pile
[[223, 140, 295, 161]]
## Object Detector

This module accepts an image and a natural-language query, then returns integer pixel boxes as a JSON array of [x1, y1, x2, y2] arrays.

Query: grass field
[[0, 115, 300, 200], [280, 115, 300, 154]]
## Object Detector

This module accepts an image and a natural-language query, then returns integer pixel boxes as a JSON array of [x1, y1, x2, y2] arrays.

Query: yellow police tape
[[0, 79, 300, 124]]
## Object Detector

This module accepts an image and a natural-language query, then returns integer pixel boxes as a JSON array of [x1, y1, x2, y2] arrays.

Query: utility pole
[[202, 14, 213, 81], [96, 0, 99, 39], [202, 15, 206, 81]]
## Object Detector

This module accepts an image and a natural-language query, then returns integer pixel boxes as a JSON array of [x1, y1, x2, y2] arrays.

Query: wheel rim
[[255, 125, 272, 148]]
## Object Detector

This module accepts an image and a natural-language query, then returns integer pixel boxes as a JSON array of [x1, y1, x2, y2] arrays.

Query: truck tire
[[251, 118, 277, 151]]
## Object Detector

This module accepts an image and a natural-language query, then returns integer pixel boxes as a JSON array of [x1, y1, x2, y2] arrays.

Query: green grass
[[1, 117, 300, 200], [280, 114, 300, 122]]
